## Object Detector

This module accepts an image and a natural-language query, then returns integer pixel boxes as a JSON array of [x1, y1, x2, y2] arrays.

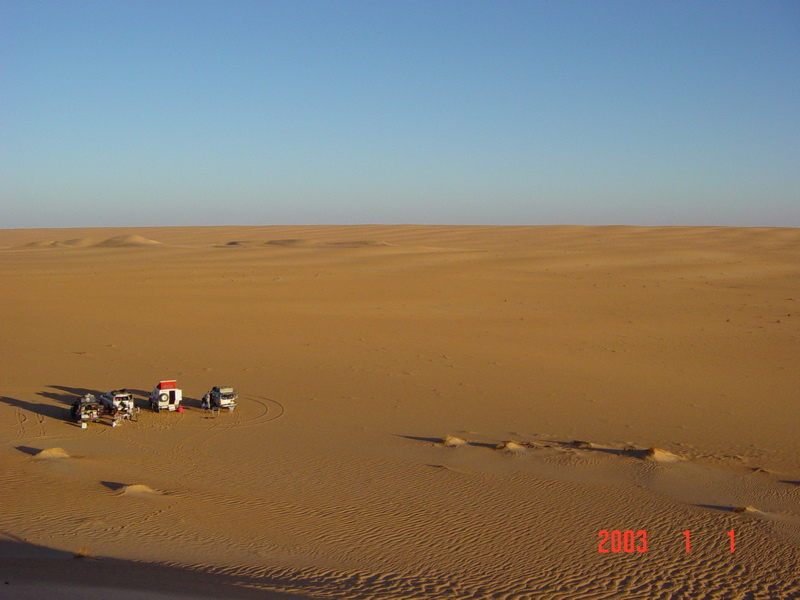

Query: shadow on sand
[[396, 435, 499, 450], [694, 504, 740, 513], [397, 434, 653, 457], [0, 534, 316, 599], [14, 446, 43, 457], [0, 395, 68, 422], [39, 385, 204, 411], [99, 481, 126, 492]]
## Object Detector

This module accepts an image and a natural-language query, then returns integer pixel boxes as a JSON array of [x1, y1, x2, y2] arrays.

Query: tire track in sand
[[172, 394, 283, 459], [35, 412, 45, 437], [1, 386, 109, 442], [14, 408, 27, 440], [167, 394, 284, 489]]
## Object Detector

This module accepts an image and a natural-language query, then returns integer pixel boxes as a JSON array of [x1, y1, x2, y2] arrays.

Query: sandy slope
[[1, 225, 799, 599]]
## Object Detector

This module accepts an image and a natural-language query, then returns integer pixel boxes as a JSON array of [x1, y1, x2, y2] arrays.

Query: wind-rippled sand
[[1, 225, 799, 599]]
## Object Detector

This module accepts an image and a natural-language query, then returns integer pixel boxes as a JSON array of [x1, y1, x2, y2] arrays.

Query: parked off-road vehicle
[[71, 394, 102, 427], [99, 389, 137, 425], [202, 386, 237, 412], [149, 380, 182, 412]]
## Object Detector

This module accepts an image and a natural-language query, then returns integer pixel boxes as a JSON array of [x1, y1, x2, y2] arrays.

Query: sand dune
[[644, 446, 684, 463], [217, 238, 391, 249], [94, 234, 161, 247], [441, 435, 467, 447], [32, 448, 70, 460], [495, 441, 527, 453], [15, 234, 161, 249], [118, 484, 162, 496], [19, 239, 102, 249], [1, 225, 799, 599]]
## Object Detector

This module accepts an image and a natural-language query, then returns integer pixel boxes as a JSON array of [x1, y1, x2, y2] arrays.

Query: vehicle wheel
[[159, 393, 169, 402]]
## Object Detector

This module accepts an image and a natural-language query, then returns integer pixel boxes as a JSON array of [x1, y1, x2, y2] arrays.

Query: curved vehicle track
[[164, 394, 286, 489]]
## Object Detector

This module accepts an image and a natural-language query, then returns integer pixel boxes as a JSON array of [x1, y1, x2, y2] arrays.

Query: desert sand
[[1, 225, 799, 599]]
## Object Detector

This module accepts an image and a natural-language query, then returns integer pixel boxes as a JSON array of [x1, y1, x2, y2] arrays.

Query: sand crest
[[95, 235, 161, 247], [495, 441, 528, 453], [15, 234, 161, 249], [441, 435, 467, 447], [118, 484, 162, 496], [32, 448, 70, 460], [644, 446, 684, 463]]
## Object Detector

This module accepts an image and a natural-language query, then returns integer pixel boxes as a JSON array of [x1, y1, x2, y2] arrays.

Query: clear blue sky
[[2, 1, 798, 228]]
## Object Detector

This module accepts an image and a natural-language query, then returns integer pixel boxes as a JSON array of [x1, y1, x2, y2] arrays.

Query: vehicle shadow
[[0, 395, 69, 421], [39, 385, 100, 405], [182, 397, 203, 409], [143, 391, 203, 410], [47, 385, 152, 410], [121, 388, 202, 410], [5, 385, 202, 417]]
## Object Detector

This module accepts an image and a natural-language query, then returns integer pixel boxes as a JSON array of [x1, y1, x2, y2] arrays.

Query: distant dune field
[[1, 225, 799, 599]]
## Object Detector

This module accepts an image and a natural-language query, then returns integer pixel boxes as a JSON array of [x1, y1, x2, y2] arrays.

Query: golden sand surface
[[1, 225, 799, 599]]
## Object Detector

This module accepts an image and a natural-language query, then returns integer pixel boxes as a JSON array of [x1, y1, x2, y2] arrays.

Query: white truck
[[99, 389, 137, 425], [149, 380, 182, 412], [202, 386, 237, 412]]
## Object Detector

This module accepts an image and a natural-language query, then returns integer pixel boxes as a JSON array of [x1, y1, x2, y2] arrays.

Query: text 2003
[[598, 530, 647, 553]]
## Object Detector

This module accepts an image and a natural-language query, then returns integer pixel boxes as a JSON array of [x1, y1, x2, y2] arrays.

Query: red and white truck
[[149, 380, 183, 412]]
